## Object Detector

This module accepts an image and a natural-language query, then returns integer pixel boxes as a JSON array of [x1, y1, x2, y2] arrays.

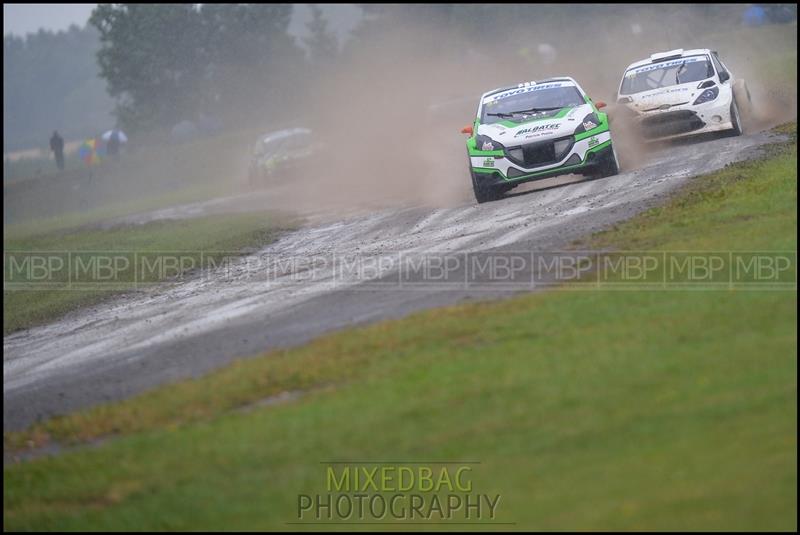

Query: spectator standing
[[50, 130, 65, 171], [107, 129, 121, 160]]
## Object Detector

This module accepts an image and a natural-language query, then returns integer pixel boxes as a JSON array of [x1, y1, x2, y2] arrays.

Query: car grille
[[505, 136, 573, 169], [640, 110, 704, 139]]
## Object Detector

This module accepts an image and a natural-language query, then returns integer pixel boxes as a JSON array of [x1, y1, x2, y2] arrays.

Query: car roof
[[260, 127, 311, 143], [624, 48, 713, 71]]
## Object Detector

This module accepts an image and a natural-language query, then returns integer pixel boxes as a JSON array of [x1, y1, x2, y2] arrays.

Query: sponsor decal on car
[[626, 55, 704, 76], [588, 136, 599, 148], [514, 123, 560, 137], [483, 158, 495, 167], [485, 82, 570, 104]]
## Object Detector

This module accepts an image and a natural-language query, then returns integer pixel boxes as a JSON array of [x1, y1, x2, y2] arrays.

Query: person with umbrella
[[50, 130, 65, 171], [102, 128, 128, 161]]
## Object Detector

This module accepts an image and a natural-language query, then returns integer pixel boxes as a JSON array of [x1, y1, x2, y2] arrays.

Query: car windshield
[[620, 55, 714, 95], [481, 85, 585, 124], [254, 129, 311, 156]]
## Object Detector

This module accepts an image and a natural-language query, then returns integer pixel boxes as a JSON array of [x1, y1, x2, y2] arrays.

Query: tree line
[[3, 25, 114, 152], [6, 3, 780, 150], [89, 3, 338, 136]]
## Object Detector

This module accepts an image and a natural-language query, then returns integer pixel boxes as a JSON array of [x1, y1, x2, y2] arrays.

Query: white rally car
[[615, 48, 752, 141]]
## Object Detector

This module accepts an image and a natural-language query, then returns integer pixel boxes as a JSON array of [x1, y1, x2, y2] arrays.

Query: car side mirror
[[595, 101, 607, 109], [461, 125, 473, 135], [719, 71, 730, 83]]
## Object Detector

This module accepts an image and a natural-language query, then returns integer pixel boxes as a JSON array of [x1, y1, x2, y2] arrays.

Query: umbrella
[[101, 129, 128, 143], [78, 137, 106, 166]]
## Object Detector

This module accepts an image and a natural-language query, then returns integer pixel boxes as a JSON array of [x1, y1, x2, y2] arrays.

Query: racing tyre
[[733, 80, 753, 127], [595, 144, 620, 179], [729, 97, 743, 137], [471, 171, 504, 204]]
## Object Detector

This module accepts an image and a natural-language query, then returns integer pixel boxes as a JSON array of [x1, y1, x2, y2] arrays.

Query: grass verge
[[3, 211, 292, 334], [3, 126, 796, 530], [3, 182, 234, 241]]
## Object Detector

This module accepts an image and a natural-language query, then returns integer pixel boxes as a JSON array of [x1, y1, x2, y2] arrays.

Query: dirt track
[[3, 130, 783, 430]]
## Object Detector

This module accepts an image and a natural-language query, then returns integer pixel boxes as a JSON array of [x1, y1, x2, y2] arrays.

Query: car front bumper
[[626, 92, 735, 142], [469, 130, 613, 185]]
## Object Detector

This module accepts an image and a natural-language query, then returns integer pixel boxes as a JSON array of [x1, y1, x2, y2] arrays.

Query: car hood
[[623, 82, 703, 112], [476, 103, 593, 146]]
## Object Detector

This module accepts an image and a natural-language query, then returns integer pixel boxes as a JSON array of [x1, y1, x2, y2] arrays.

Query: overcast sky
[[3, 3, 361, 44], [4, 4, 97, 36]]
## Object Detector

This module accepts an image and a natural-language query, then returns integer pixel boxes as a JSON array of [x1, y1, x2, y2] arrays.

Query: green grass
[[3, 151, 84, 184], [590, 130, 797, 252], [3, 126, 796, 530], [3, 182, 232, 241], [3, 211, 292, 334], [4, 125, 270, 235]]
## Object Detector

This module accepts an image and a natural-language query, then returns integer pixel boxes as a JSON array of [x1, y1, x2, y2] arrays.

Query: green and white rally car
[[463, 77, 619, 203]]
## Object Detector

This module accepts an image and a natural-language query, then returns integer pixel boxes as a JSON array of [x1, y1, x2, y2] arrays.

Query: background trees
[[5, 3, 792, 151], [89, 3, 305, 134], [3, 25, 114, 152], [304, 5, 339, 69]]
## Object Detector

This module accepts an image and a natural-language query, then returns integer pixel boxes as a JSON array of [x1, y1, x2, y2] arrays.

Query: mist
[[274, 4, 797, 212], [3, 4, 797, 228]]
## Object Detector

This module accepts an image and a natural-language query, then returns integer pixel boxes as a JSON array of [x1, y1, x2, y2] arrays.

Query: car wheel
[[729, 98, 743, 136], [733, 80, 753, 124], [594, 144, 620, 179], [471, 170, 503, 204]]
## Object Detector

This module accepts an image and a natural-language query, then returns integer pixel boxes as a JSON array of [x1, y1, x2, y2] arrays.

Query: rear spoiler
[[650, 49, 684, 62]]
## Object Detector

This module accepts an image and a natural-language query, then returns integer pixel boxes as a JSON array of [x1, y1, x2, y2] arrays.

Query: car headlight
[[475, 134, 503, 152], [574, 113, 600, 135], [693, 86, 719, 105]]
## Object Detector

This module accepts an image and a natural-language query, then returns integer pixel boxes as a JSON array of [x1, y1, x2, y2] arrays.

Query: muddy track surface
[[3, 131, 781, 431]]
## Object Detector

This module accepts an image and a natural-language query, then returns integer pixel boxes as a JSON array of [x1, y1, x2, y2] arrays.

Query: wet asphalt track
[[3, 130, 782, 430]]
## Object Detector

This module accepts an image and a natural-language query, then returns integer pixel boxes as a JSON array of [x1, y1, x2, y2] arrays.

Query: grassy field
[[3, 126, 796, 530], [3, 124, 271, 233], [3, 182, 236, 241], [3, 212, 291, 334], [3, 150, 84, 184]]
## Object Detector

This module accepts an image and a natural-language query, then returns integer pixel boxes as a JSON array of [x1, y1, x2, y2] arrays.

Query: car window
[[481, 85, 585, 125], [255, 129, 311, 157], [275, 138, 291, 153], [288, 136, 303, 151], [620, 55, 714, 95], [289, 132, 312, 152], [711, 53, 727, 78]]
